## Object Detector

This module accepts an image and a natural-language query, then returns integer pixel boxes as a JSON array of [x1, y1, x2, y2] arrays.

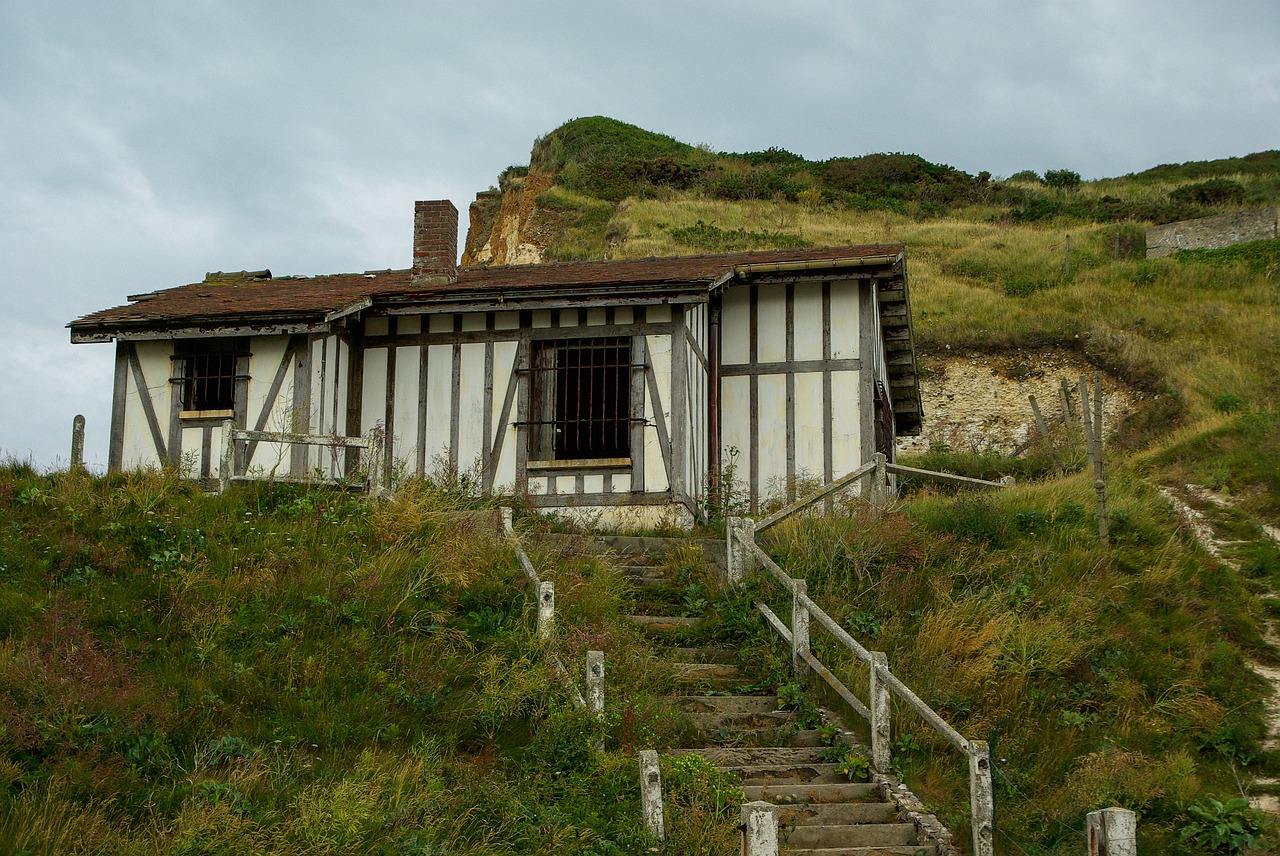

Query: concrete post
[[725, 516, 756, 585], [1000, 475, 1016, 488], [869, 652, 891, 771], [638, 750, 665, 842], [741, 801, 779, 856], [537, 581, 555, 641], [70, 415, 85, 471], [586, 650, 605, 752], [791, 579, 810, 679], [969, 740, 994, 856], [1087, 807, 1137, 856], [499, 506, 514, 534], [219, 419, 234, 493]]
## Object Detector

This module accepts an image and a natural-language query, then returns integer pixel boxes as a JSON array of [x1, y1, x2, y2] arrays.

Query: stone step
[[689, 710, 797, 732], [775, 801, 901, 826], [674, 695, 779, 714], [626, 615, 700, 631], [670, 746, 828, 766], [783, 822, 918, 850], [668, 646, 739, 664], [743, 782, 881, 804], [724, 762, 849, 785], [784, 846, 936, 856]]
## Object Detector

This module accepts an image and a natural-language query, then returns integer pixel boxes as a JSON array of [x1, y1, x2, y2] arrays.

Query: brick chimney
[[412, 200, 459, 284]]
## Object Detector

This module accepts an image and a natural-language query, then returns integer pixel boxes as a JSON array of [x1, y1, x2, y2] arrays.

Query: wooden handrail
[[884, 462, 1011, 490], [756, 460, 878, 532]]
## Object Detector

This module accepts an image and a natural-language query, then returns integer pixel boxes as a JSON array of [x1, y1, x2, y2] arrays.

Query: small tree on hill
[[1044, 169, 1082, 192]]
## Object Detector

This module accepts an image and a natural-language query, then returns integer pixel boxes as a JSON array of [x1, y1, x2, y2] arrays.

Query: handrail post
[[586, 650, 605, 752], [71, 415, 85, 471], [741, 801, 778, 856], [1087, 807, 1136, 856], [219, 419, 234, 493], [638, 750, 665, 842], [870, 452, 888, 516], [969, 740, 994, 856], [499, 506, 514, 535], [726, 516, 756, 585], [869, 652, 891, 771], [791, 579, 810, 679], [537, 581, 555, 640]]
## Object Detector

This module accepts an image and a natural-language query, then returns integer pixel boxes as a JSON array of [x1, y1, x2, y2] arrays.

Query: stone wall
[[1146, 207, 1278, 258]]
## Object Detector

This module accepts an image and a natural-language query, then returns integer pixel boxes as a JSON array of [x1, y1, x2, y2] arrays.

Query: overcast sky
[[2, 0, 1277, 468]]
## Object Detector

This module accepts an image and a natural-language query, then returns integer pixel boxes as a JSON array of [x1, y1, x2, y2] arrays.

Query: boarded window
[[529, 337, 632, 461], [177, 339, 245, 412]]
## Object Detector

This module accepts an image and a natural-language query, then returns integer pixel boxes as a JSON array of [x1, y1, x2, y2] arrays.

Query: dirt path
[[1160, 484, 1280, 813]]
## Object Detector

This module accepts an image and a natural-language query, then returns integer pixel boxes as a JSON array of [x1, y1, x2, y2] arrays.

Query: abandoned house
[[70, 200, 922, 524]]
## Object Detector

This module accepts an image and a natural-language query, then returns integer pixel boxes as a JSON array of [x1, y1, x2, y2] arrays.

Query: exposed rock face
[[461, 169, 554, 267]]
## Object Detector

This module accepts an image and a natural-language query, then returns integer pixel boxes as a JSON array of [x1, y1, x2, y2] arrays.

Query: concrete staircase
[[620, 543, 938, 855]]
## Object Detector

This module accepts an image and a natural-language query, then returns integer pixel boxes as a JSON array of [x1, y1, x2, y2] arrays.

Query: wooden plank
[[488, 345, 520, 492], [292, 335, 315, 476], [482, 315, 495, 491], [749, 284, 759, 512], [363, 320, 667, 348], [719, 358, 861, 377], [378, 325, 394, 484], [514, 334, 531, 493], [683, 323, 708, 371], [858, 281, 876, 465], [416, 342, 429, 477], [671, 312, 688, 504], [167, 354, 184, 469], [785, 282, 795, 502], [630, 310, 647, 493], [884, 463, 1005, 488], [232, 429, 369, 448], [200, 424, 213, 479], [344, 326, 365, 474], [127, 345, 169, 464], [755, 460, 878, 533], [822, 282, 833, 484], [643, 338, 674, 487], [526, 490, 673, 508], [450, 317, 462, 472], [233, 351, 250, 474]]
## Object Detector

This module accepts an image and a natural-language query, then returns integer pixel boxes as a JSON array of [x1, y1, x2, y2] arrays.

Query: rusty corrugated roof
[[69, 244, 904, 333]]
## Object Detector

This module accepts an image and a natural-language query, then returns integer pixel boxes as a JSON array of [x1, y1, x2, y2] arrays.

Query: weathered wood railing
[[756, 452, 1013, 535], [218, 421, 384, 494], [499, 508, 593, 711], [728, 515, 995, 856]]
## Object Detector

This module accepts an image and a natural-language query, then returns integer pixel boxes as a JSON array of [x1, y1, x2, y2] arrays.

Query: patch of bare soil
[[897, 348, 1143, 455]]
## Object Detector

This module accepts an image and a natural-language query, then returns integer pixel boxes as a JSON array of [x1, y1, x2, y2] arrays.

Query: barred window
[[528, 337, 632, 461], [177, 339, 244, 412]]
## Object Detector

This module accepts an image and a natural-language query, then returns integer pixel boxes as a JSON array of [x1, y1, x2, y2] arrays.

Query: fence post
[[70, 415, 85, 471], [1086, 807, 1136, 856], [741, 801, 778, 856], [869, 652, 892, 771], [499, 506, 514, 535], [726, 516, 756, 585], [219, 420, 234, 493], [791, 579, 810, 679], [969, 740, 994, 856], [638, 750, 665, 843], [586, 650, 605, 752], [537, 581, 555, 640]]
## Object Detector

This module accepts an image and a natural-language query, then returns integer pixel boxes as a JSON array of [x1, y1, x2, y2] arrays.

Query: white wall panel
[[794, 283, 824, 362], [830, 281, 860, 360], [794, 372, 824, 482], [831, 370, 861, 476], [393, 345, 420, 473], [756, 285, 786, 363], [456, 343, 486, 474], [423, 344, 452, 474]]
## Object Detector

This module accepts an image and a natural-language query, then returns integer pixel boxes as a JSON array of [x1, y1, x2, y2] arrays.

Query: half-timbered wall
[[719, 278, 868, 511], [357, 304, 697, 518]]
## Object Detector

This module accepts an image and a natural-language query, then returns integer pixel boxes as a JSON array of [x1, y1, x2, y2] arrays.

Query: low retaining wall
[[1146, 207, 1278, 259]]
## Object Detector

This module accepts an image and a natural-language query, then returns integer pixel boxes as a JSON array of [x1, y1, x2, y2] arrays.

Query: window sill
[[180, 409, 234, 420], [527, 457, 631, 471]]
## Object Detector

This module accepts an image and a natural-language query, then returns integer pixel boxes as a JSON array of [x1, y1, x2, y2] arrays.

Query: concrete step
[[689, 710, 797, 732], [775, 801, 901, 826], [669, 746, 827, 766], [674, 696, 779, 714], [743, 782, 880, 804], [671, 662, 745, 690], [784, 846, 935, 856], [626, 615, 700, 631], [668, 646, 739, 664], [724, 762, 849, 785], [783, 822, 918, 849]]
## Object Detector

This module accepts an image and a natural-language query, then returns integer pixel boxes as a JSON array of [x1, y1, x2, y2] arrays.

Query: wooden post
[[869, 652, 892, 771], [870, 452, 888, 516], [586, 650, 605, 752], [70, 415, 85, 471], [537, 581, 555, 640], [638, 750, 665, 843], [726, 516, 756, 586], [499, 507, 514, 535], [1059, 378, 1076, 426], [1028, 395, 1063, 478], [741, 801, 779, 856], [1064, 234, 1072, 277], [969, 740, 995, 856], [219, 419, 234, 493], [791, 579, 810, 679], [1087, 807, 1136, 856], [1078, 375, 1110, 543]]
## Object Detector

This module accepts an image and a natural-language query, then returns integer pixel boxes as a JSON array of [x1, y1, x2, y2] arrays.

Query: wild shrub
[[1170, 178, 1247, 206]]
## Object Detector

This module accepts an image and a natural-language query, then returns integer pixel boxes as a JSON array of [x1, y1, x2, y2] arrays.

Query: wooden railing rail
[[218, 420, 383, 495], [729, 520, 994, 856]]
